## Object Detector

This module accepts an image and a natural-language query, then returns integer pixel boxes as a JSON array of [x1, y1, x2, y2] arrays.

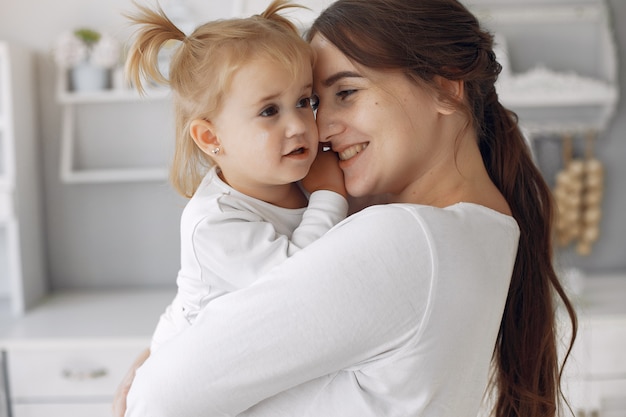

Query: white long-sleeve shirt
[[127, 202, 520, 417], [151, 166, 349, 351]]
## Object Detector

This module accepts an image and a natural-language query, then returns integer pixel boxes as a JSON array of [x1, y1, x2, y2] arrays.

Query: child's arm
[[300, 145, 347, 198], [293, 146, 348, 247]]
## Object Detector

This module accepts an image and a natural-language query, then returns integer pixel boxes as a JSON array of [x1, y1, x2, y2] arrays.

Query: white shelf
[[472, 0, 620, 135], [61, 167, 168, 184], [57, 73, 172, 184], [500, 89, 618, 108], [470, 3, 604, 24], [57, 87, 170, 104]]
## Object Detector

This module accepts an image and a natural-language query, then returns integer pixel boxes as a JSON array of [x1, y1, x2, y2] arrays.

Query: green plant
[[74, 28, 101, 47]]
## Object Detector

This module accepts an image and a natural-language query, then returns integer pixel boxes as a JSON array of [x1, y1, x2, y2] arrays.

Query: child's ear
[[433, 75, 463, 115], [189, 119, 220, 155]]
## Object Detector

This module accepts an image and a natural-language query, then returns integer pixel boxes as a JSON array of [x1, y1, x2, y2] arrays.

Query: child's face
[[210, 56, 318, 196]]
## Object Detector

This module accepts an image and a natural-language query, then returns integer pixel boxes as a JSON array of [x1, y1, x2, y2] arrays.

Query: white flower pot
[[70, 63, 110, 92]]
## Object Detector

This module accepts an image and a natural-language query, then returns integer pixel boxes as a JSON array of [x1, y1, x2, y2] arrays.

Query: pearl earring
[[211, 147, 220, 155]]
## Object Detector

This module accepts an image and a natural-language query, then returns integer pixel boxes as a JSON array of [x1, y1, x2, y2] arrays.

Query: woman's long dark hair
[[308, 1, 577, 416]]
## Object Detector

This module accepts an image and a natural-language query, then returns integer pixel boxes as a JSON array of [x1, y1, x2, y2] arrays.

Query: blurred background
[[0, 0, 624, 300]]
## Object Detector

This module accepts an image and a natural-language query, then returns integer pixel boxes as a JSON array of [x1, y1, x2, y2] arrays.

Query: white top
[[151, 167, 349, 351], [126, 203, 520, 417]]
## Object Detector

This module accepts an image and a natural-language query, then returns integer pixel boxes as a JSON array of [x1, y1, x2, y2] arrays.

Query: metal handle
[[61, 367, 108, 380]]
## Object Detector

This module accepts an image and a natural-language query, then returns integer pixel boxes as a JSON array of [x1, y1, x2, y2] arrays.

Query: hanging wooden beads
[[577, 132, 604, 255], [553, 131, 604, 255], [554, 134, 584, 247]]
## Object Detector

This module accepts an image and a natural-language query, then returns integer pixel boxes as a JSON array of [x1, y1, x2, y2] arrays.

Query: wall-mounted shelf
[[57, 87, 169, 105], [497, 67, 619, 133], [57, 73, 171, 184], [466, 0, 619, 135], [470, 3, 605, 24]]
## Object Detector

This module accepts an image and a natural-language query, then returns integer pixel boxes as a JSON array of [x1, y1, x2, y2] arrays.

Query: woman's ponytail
[[482, 97, 578, 417]]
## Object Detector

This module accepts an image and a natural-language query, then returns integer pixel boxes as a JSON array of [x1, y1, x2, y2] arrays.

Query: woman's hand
[[112, 348, 150, 417]]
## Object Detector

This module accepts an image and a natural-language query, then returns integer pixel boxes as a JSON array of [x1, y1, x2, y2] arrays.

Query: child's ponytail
[[125, 3, 186, 94], [258, 0, 305, 35]]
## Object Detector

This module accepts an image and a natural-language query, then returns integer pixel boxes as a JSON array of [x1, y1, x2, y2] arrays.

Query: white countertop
[[0, 289, 174, 348], [0, 273, 624, 348]]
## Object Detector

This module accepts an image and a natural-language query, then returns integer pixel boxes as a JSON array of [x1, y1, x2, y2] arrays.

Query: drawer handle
[[61, 368, 109, 380]]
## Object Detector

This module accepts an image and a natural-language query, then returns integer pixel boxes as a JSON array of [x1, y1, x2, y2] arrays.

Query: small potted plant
[[53, 28, 121, 92]]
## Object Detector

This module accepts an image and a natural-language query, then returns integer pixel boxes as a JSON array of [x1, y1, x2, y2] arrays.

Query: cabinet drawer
[[13, 402, 113, 417], [7, 345, 144, 400]]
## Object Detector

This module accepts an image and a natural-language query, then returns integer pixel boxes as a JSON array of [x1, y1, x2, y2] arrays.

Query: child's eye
[[296, 97, 311, 109], [260, 105, 279, 117]]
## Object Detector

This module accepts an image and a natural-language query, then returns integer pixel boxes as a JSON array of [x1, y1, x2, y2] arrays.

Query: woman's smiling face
[[311, 34, 450, 202]]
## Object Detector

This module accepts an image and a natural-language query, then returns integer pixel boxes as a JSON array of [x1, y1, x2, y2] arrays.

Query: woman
[[119, 1, 577, 416]]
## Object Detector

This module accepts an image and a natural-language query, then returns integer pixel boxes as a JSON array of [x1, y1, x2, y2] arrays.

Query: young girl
[[124, 0, 348, 352]]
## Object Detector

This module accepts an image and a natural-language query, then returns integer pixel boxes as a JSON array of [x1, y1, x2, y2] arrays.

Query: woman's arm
[[125, 206, 433, 417]]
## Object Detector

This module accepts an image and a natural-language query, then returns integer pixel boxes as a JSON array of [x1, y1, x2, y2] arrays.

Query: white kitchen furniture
[[0, 41, 46, 317], [0, 275, 624, 416], [468, 0, 619, 135], [0, 289, 174, 417], [563, 274, 626, 416]]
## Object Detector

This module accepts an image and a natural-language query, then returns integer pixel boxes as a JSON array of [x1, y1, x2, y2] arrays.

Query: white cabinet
[[0, 289, 174, 416], [0, 276, 624, 416], [8, 345, 145, 417], [0, 41, 45, 317], [467, 0, 619, 135], [563, 275, 626, 416]]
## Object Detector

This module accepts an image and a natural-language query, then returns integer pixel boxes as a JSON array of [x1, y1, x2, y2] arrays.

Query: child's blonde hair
[[125, 0, 313, 198]]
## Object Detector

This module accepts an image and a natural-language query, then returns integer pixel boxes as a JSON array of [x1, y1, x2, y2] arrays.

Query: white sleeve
[[150, 191, 347, 350], [191, 192, 347, 289], [149, 294, 187, 352], [290, 190, 348, 249], [125, 207, 433, 417]]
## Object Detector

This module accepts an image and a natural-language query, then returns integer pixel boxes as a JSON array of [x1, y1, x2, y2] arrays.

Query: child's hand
[[301, 145, 347, 198]]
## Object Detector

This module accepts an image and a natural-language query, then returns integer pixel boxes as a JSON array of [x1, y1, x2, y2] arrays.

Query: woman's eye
[[336, 89, 356, 100], [260, 105, 279, 117]]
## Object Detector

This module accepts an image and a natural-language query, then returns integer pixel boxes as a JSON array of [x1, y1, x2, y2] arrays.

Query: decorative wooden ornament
[[554, 134, 584, 247], [576, 131, 604, 255]]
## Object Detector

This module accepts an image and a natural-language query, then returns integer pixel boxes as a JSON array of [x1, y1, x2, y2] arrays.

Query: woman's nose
[[315, 104, 340, 143]]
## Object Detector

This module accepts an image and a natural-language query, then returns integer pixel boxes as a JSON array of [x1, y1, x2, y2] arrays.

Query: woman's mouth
[[338, 143, 368, 161]]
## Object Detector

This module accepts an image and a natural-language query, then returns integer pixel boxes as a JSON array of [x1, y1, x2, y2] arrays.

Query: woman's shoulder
[[337, 202, 519, 248], [345, 202, 516, 226], [357, 202, 516, 225]]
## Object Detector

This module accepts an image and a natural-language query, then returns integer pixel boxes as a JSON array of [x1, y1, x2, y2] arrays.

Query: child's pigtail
[[259, 0, 307, 35], [125, 2, 186, 95]]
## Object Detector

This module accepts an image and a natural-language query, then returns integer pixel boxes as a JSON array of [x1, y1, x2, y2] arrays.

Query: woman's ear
[[189, 119, 220, 156], [433, 75, 464, 115]]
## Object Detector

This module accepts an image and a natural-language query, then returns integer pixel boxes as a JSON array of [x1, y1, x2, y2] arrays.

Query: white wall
[[0, 0, 234, 290], [0, 0, 624, 292]]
